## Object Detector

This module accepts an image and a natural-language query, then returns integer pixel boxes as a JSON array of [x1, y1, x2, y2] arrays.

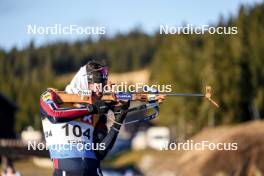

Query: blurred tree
[[0, 3, 264, 134], [150, 3, 264, 137]]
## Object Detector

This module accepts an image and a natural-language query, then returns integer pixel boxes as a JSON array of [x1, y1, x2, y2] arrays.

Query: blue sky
[[0, 0, 262, 50]]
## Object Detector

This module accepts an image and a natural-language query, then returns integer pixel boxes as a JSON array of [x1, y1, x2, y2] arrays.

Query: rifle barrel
[[103, 92, 205, 97], [159, 93, 204, 97]]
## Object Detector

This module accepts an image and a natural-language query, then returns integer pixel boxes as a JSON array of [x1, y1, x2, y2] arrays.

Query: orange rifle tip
[[205, 85, 220, 108]]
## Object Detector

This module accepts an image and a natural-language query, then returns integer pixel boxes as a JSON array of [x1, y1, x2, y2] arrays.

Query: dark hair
[[86, 61, 105, 72], [85, 61, 108, 84]]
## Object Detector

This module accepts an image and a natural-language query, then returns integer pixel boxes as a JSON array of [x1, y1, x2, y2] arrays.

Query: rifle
[[52, 85, 219, 108], [50, 86, 218, 124]]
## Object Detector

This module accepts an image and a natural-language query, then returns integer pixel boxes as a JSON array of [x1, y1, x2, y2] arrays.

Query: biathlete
[[40, 62, 129, 176]]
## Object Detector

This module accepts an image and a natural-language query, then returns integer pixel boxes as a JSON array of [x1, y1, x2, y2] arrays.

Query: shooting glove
[[114, 100, 130, 123], [93, 99, 109, 114]]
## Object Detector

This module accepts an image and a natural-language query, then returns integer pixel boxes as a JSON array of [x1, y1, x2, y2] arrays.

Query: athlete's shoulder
[[40, 88, 59, 103]]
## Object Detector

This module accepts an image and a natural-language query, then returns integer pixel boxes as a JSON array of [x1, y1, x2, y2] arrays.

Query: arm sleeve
[[93, 115, 124, 160], [40, 90, 93, 122]]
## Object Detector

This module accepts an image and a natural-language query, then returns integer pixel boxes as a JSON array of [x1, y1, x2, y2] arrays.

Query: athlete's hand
[[114, 100, 130, 123], [93, 99, 109, 114], [156, 95, 165, 104]]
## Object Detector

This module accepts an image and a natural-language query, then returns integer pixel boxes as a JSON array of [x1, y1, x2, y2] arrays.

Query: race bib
[[42, 117, 96, 159]]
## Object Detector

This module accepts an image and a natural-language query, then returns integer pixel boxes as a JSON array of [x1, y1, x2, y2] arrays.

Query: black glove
[[93, 99, 109, 114], [114, 100, 130, 123]]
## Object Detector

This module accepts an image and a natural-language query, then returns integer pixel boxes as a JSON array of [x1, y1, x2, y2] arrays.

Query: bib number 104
[[62, 124, 91, 139]]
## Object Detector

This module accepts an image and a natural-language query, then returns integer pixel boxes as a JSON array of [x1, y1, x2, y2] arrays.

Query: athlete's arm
[[93, 116, 124, 160], [93, 101, 130, 160], [40, 89, 94, 123]]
